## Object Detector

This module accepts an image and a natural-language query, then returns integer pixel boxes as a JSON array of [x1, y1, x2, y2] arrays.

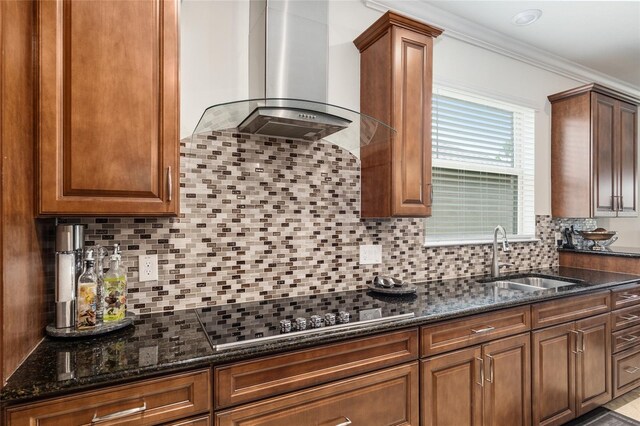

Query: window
[[425, 88, 535, 244]]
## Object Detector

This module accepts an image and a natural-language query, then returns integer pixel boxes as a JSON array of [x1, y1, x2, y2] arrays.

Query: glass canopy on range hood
[[192, 98, 395, 159]]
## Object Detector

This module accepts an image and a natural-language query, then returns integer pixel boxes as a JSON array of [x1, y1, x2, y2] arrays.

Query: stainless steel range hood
[[192, 0, 394, 158]]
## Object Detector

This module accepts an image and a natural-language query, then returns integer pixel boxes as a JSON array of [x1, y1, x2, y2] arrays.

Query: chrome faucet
[[491, 225, 512, 277]]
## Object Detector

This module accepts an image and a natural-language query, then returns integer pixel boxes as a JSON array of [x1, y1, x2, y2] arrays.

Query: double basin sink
[[490, 275, 585, 293]]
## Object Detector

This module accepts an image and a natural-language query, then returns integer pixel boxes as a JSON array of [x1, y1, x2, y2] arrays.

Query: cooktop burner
[[194, 289, 417, 350]]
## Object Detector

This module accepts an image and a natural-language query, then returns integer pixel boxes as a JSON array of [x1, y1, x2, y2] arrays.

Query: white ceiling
[[425, 1, 640, 89]]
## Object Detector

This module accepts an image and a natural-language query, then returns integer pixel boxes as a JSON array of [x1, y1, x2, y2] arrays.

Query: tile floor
[[606, 389, 640, 421]]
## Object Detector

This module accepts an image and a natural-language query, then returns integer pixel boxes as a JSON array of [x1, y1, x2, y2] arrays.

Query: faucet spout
[[491, 225, 511, 278]]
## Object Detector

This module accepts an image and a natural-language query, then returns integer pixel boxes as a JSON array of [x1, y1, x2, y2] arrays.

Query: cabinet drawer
[[532, 291, 610, 329], [613, 346, 640, 398], [215, 329, 418, 409], [216, 363, 419, 426], [167, 416, 211, 426], [612, 323, 640, 353], [420, 306, 530, 356], [612, 283, 640, 310], [612, 305, 640, 331], [6, 370, 211, 426]]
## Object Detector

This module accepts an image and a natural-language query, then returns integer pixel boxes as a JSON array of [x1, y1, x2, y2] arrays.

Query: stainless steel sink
[[492, 281, 546, 292], [505, 276, 581, 289]]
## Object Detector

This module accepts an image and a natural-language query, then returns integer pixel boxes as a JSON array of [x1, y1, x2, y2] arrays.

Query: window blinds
[[426, 89, 535, 242]]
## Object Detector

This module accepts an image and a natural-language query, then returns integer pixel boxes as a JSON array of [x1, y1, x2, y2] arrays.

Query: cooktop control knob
[[279, 319, 292, 333], [324, 313, 336, 326], [295, 317, 307, 331], [338, 311, 350, 324], [309, 315, 323, 328]]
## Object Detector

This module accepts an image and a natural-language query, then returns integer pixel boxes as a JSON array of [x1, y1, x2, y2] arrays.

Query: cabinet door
[[37, 0, 179, 216], [592, 93, 617, 217], [421, 346, 482, 426], [391, 26, 432, 217], [617, 101, 638, 217], [532, 322, 576, 426], [575, 313, 612, 415], [482, 333, 531, 426], [216, 363, 419, 426]]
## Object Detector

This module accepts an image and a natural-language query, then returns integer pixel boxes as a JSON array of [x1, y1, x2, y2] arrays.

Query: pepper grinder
[[54, 224, 84, 328]]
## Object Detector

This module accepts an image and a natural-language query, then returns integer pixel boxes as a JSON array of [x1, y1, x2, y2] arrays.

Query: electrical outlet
[[138, 346, 158, 367], [359, 244, 382, 265], [139, 254, 158, 282]]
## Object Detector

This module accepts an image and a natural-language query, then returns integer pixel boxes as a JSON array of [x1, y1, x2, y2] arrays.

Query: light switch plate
[[359, 244, 382, 265], [139, 254, 158, 282]]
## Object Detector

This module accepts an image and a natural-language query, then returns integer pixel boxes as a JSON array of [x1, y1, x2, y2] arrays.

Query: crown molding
[[364, 0, 640, 100]]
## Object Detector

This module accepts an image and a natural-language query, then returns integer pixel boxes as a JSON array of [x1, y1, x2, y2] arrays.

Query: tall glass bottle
[[103, 245, 127, 322], [94, 245, 109, 323], [77, 250, 98, 329]]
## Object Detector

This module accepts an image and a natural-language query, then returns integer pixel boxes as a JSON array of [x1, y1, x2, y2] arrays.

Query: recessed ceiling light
[[512, 9, 542, 26]]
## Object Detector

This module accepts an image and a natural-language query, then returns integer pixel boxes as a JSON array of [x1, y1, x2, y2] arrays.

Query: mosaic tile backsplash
[[61, 132, 562, 314]]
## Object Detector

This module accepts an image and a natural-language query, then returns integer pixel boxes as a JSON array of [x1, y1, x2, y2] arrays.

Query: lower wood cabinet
[[532, 313, 611, 426], [215, 363, 419, 426], [613, 344, 640, 397], [421, 333, 530, 426], [6, 370, 211, 426]]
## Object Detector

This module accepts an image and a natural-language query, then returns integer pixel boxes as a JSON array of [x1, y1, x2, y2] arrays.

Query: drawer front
[[420, 306, 530, 356], [7, 370, 211, 426], [612, 323, 640, 353], [167, 416, 211, 426], [215, 329, 418, 409], [216, 362, 419, 426], [613, 346, 640, 398], [612, 305, 640, 331], [532, 291, 610, 329], [612, 283, 640, 310]]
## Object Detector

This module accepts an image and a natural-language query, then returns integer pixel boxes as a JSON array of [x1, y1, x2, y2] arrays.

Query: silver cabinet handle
[[621, 335, 639, 342], [625, 366, 640, 374], [475, 357, 484, 387], [570, 330, 580, 354], [92, 402, 146, 423], [578, 330, 585, 352], [167, 166, 173, 202], [621, 314, 639, 321], [471, 326, 495, 334], [611, 196, 616, 211], [486, 354, 495, 383], [620, 294, 639, 300], [620, 195, 624, 210], [336, 417, 352, 426], [430, 184, 434, 205]]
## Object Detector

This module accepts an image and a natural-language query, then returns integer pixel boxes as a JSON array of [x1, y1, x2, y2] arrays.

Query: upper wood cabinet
[[550, 84, 638, 218], [354, 12, 442, 218], [36, 0, 180, 216]]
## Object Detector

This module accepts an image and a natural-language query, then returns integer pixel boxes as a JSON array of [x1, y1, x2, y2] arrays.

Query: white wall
[[180, 0, 640, 242], [180, 0, 250, 137]]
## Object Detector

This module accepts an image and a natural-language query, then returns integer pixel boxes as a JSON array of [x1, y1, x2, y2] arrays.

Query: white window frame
[[424, 87, 536, 246]]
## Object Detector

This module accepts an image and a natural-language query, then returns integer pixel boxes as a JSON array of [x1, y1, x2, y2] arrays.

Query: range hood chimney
[[193, 0, 394, 157]]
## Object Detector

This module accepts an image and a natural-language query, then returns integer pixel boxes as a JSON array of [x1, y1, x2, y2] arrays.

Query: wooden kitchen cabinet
[[354, 12, 443, 218], [550, 83, 638, 218], [422, 333, 530, 426], [532, 313, 611, 426], [216, 363, 419, 426], [6, 370, 211, 426], [575, 314, 612, 416], [36, 0, 180, 216]]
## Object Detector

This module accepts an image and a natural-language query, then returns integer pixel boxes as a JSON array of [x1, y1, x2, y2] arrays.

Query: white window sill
[[424, 237, 541, 248]]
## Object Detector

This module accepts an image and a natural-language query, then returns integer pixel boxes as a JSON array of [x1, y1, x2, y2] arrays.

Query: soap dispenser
[[103, 244, 127, 322]]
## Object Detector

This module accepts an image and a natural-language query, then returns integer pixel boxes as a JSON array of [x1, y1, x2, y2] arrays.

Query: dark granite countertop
[[559, 246, 640, 258], [3, 266, 640, 405]]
